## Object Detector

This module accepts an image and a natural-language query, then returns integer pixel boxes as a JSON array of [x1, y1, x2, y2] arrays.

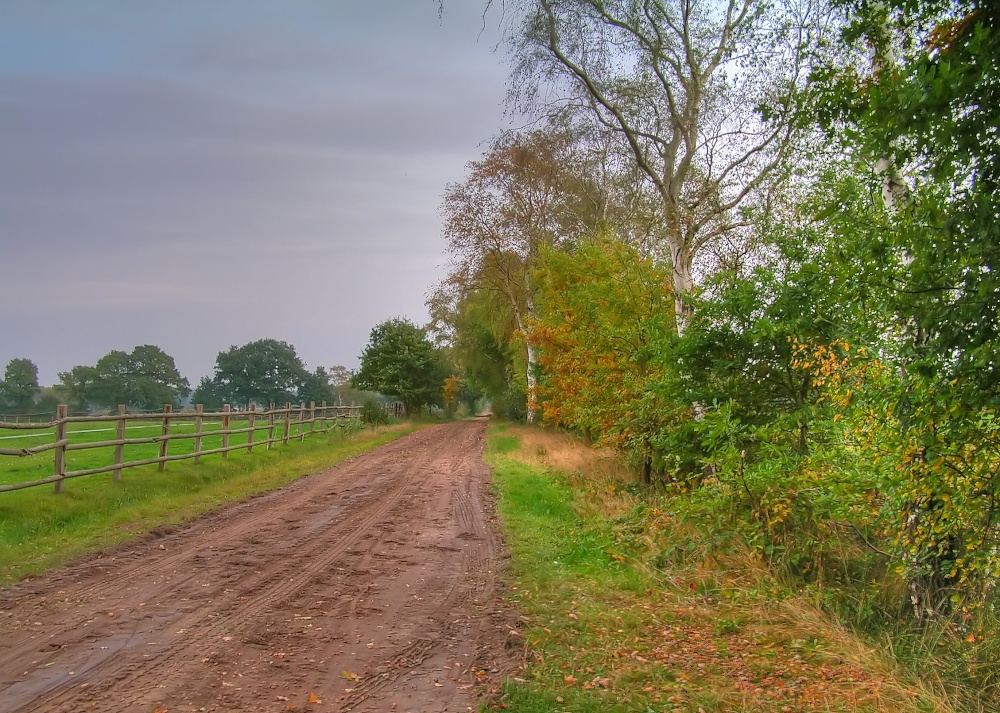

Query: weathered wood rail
[[0, 402, 376, 494]]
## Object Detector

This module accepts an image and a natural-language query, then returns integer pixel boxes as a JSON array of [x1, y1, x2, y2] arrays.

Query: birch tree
[[509, 0, 829, 332], [439, 130, 589, 422]]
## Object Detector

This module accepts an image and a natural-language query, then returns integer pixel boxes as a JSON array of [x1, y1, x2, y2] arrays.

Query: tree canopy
[[56, 346, 190, 411], [353, 318, 448, 415], [198, 339, 313, 408], [0, 358, 40, 414]]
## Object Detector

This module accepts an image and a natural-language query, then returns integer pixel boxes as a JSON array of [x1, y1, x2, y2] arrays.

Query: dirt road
[[0, 419, 516, 713]]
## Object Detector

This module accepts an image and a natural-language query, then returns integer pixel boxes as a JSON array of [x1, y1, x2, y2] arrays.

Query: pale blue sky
[[0, 1, 512, 386]]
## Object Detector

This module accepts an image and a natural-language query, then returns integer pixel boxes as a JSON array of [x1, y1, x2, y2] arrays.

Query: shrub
[[360, 399, 389, 425]]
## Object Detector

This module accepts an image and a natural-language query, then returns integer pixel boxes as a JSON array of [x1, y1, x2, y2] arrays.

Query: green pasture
[[0, 415, 338, 488]]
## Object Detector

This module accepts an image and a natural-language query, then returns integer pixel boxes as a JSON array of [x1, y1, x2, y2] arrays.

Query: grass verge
[[0, 421, 421, 586], [486, 421, 952, 713]]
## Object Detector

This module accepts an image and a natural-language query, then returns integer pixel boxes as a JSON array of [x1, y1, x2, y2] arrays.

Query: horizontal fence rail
[[0, 401, 404, 494]]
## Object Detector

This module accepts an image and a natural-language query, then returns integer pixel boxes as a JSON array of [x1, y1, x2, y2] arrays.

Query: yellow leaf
[[340, 670, 361, 680]]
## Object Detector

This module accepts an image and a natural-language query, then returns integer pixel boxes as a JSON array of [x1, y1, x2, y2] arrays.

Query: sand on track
[[0, 419, 518, 713]]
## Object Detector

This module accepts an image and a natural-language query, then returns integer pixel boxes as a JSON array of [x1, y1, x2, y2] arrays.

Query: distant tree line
[[0, 338, 385, 416]]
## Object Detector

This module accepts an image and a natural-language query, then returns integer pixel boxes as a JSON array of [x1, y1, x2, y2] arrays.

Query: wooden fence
[[0, 401, 388, 494]]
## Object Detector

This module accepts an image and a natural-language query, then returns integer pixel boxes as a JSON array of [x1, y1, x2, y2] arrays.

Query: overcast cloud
[[0, 1, 513, 386]]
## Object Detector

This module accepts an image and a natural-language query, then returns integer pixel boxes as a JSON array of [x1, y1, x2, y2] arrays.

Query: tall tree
[[55, 365, 98, 413], [0, 358, 40, 414], [439, 128, 597, 421], [298, 367, 335, 406], [354, 319, 448, 416], [127, 344, 192, 410], [58, 346, 189, 411], [205, 339, 309, 408], [509, 0, 825, 331]]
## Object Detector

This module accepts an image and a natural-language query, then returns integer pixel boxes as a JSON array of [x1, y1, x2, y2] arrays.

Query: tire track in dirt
[[338, 432, 495, 710], [1, 430, 443, 711], [72, 431, 446, 711], [0, 420, 518, 713]]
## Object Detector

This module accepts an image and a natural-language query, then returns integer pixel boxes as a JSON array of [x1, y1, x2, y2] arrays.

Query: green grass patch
[[0, 422, 421, 586], [0, 416, 331, 487], [486, 423, 944, 713]]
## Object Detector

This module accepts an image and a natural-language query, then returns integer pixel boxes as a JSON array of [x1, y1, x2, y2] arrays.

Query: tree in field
[[58, 346, 190, 411], [55, 365, 98, 413], [190, 376, 226, 411], [509, 0, 826, 331], [125, 345, 191, 410], [202, 339, 309, 408], [298, 367, 335, 406], [353, 319, 448, 416], [327, 365, 354, 389], [0, 358, 40, 414], [85, 350, 132, 408]]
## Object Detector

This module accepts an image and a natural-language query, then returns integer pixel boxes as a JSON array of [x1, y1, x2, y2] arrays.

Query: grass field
[[0, 415, 340, 489], [0, 421, 420, 586]]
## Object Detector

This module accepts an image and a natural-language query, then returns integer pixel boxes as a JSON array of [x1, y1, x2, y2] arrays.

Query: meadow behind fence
[[0, 401, 403, 494]]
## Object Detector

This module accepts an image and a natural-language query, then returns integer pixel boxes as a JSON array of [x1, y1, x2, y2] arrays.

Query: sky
[[0, 1, 514, 386]]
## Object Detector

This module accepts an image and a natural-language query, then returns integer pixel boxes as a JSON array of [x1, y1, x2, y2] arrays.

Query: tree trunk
[[525, 342, 539, 424], [518, 283, 540, 425], [670, 243, 695, 336], [640, 452, 652, 485]]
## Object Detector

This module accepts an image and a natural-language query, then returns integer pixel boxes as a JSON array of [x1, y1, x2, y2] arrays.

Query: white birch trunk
[[671, 243, 695, 337], [521, 285, 539, 424], [525, 342, 539, 424]]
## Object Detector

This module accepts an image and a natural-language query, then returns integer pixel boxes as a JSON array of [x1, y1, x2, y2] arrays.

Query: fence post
[[309, 401, 316, 435], [320, 400, 327, 433], [113, 404, 126, 482], [53, 404, 67, 493], [298, 402, 306, 442], [194, 404, 204, 464], [158, 404, 172, 472], [247, 403, 256, 454], [267, 402, 275, 450], [222, 404, 231, 458], [283, 402, 291, 445]]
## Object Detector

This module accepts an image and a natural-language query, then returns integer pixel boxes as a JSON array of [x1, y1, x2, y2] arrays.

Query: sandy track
[[0, 419, 516, 713]]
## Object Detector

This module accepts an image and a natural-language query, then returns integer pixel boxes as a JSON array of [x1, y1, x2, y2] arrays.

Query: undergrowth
[[487, 421, 981, 712]]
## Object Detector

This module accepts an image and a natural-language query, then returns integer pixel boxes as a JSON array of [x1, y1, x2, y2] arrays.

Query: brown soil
[[0, 419, 518, 713]]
